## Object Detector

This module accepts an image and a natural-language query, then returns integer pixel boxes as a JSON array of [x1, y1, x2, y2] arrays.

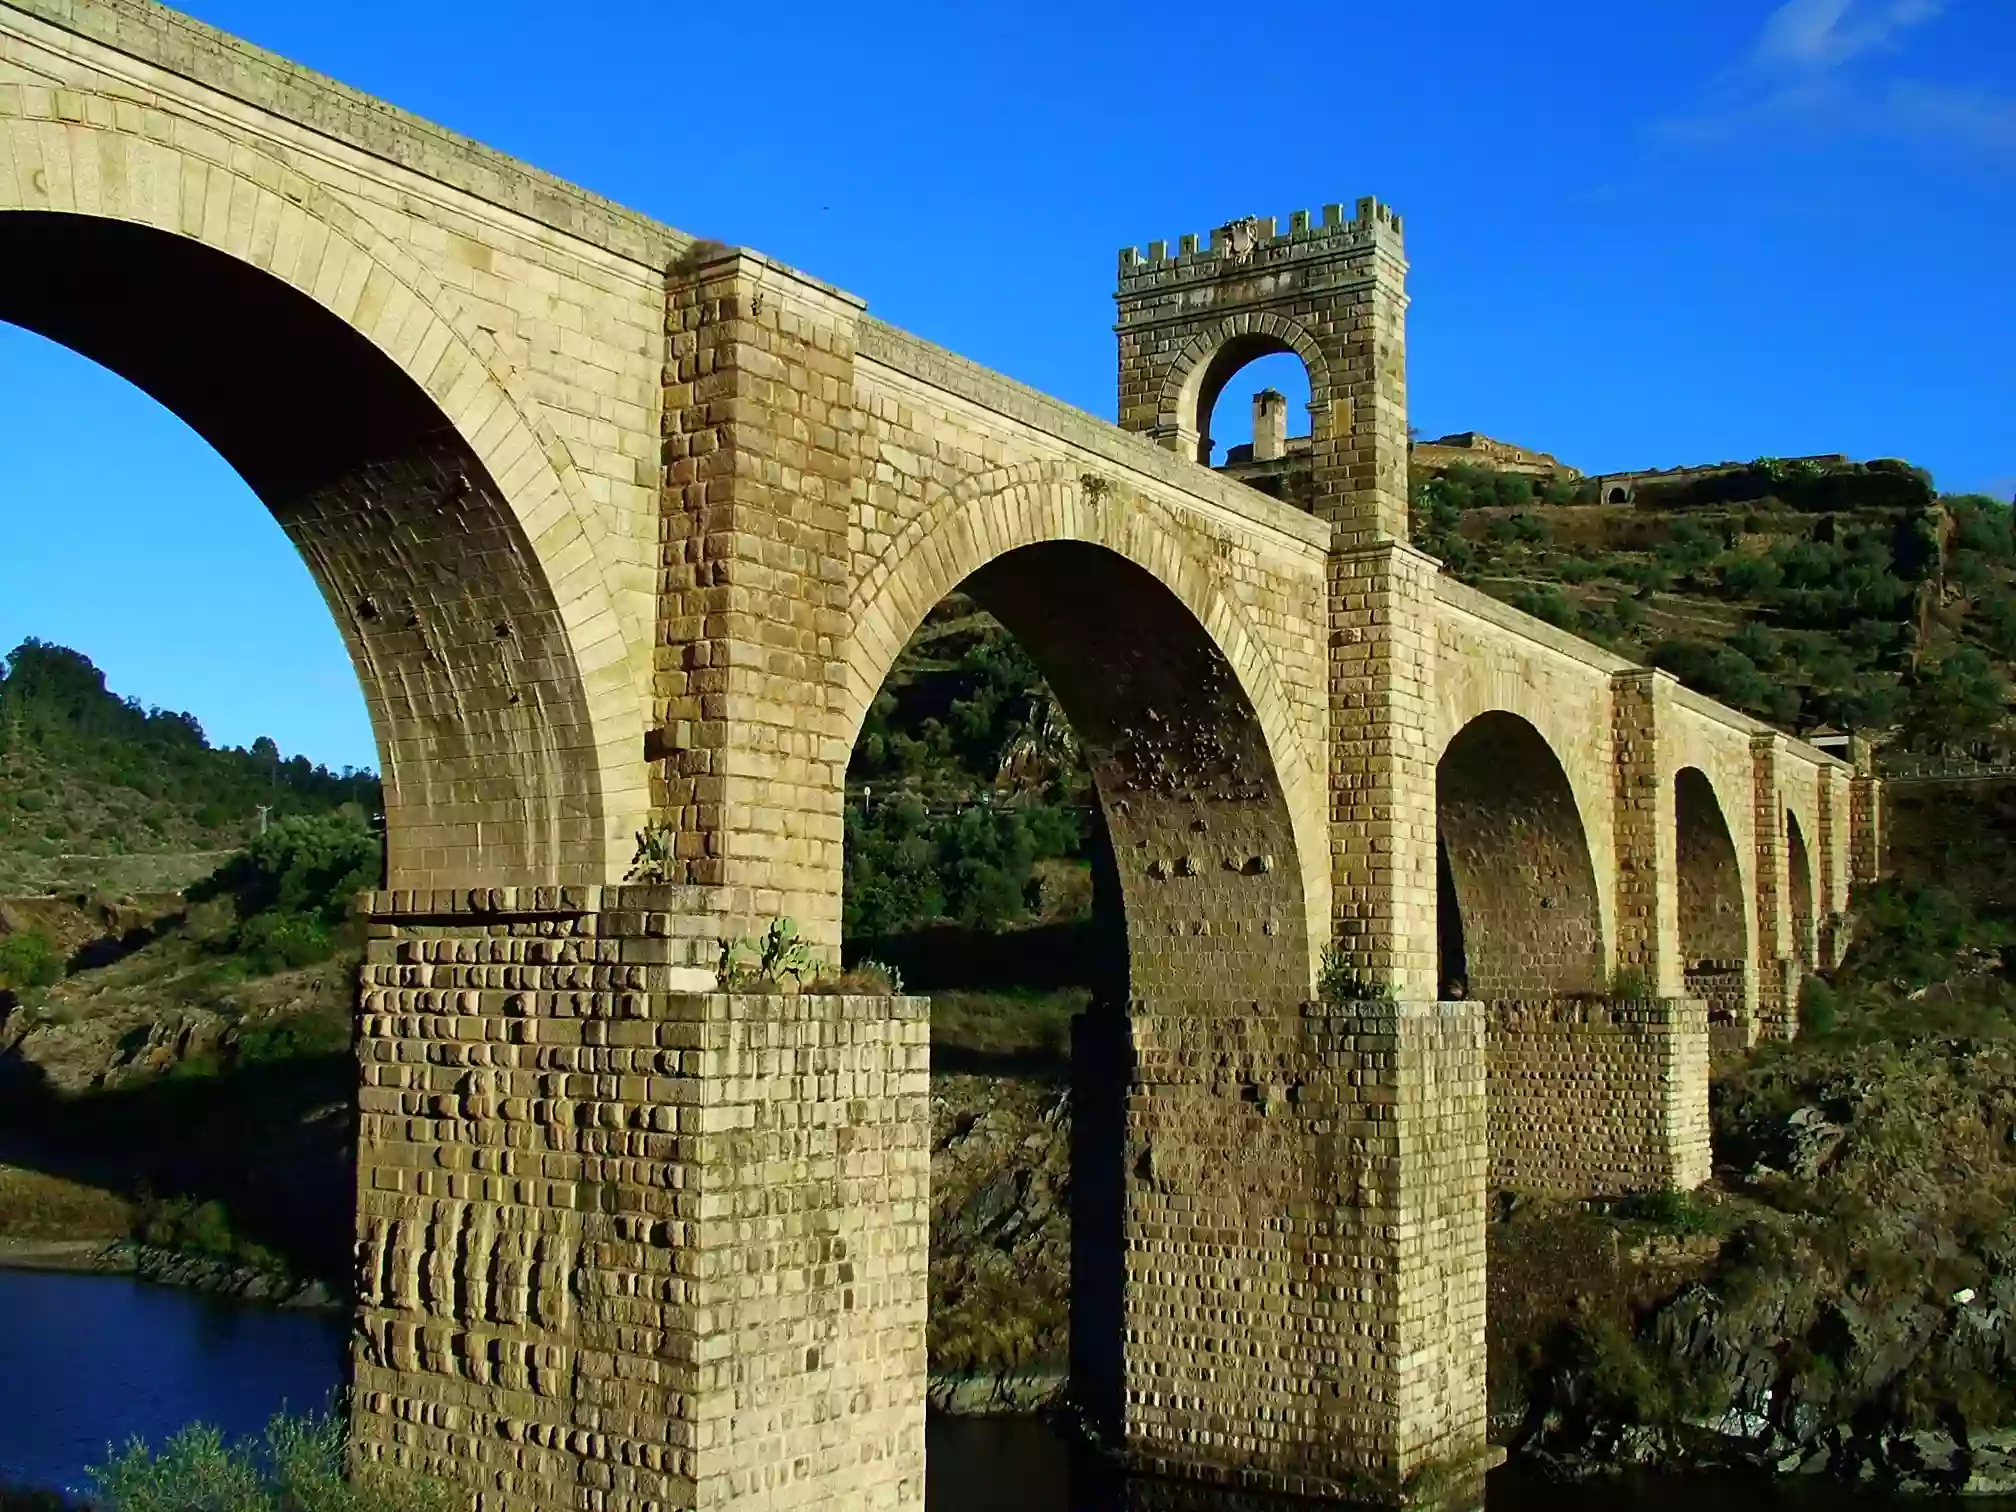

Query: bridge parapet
[[0, 0, 684, 268]]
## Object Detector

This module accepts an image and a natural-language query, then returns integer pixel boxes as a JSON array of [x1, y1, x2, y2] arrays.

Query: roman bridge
[[0, 2, 1882, 1507]]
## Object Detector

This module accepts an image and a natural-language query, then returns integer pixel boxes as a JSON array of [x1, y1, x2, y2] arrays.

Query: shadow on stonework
[[1067, 1001, 1128, 1444], [929, 1414, 1487, 1512]]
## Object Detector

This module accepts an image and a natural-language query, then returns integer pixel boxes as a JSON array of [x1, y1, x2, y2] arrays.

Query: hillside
[[1408, 456, 2014, 752], [0, 640, 379, 894]]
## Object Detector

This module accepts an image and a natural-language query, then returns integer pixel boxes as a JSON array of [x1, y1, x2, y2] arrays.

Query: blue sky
[[1, 0, 2010, 772]]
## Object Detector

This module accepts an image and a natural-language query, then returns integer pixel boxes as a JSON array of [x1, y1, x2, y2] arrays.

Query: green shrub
[[87, 1409, 461, 1512], [233, 1010, 351, 1065], [1839, 878, 2013, 991], [1615, 1184, 1719, 1235], [1317, 944, 1394, 1005], [1608, 966, 1653, 1001], [1510, 584, 1579, 630], [188, 815, 379, 972], [1489, 511, 1547, 545], [1796, 974, 1841, 1036], [1900, 647, 2009, 753], [0, 928, 64, 996]]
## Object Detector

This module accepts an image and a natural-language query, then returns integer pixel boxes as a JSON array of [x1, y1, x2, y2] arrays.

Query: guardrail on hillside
[[1877, 753, 2016, 782]]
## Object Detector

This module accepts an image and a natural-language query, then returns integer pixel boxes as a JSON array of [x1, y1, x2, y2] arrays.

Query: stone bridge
[[0, 2, 1881, 1506]]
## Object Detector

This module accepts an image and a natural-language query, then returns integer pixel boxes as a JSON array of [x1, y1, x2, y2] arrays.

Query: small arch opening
[[1607, 486, 1630, 505], [1677, 767, 1750, 1049], [1204, 349, 1313, 470]]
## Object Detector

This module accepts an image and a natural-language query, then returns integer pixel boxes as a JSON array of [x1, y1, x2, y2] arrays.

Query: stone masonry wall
[[1120, 999, 1488, 1503], [1328, 543, 1442, 997], [655, 251, 862, 959], [843, 331, 1336, 982], [348, 889, 926, 1512], [1486, 997, 1710, 1198], [1688, 962, 1752, 1059], [1611, 671, 1680, 995], [0, 21, 666, 887], [1750, 736, 1793, 1036]]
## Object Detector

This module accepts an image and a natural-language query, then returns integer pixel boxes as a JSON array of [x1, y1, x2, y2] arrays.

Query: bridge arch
[[0, 98, 647, 887], [1157, 313, 1334, 467], [1434, 672, 1618, 969], [1436, 711, 1606, 999], [1676, 766, 1751, 1034], [847, 464, 1329, 980]]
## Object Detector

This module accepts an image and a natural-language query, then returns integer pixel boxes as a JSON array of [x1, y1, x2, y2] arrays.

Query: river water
[[0, 1268, 1988, 1510]]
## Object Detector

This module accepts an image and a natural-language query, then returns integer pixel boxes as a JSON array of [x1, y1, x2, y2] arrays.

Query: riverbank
[[0, 1231, 338, 1310]]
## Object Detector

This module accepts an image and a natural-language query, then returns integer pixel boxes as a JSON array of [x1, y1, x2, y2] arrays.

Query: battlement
[[1117, 196, 1403, 284]]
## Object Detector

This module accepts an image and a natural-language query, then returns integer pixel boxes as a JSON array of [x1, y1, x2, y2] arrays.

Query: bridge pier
[[1077, 998, 1490, 1507], [348, 889, 928, 1512]]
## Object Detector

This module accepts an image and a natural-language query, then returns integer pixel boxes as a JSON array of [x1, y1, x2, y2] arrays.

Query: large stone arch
[[846, 462, 1328, 977], [1436, 711, 1606, 1000], [848, 480, 1323, 1450], [1677, 766, 1751, 1045], [0, 96, 647, 886], [1158, 312, 1335, 466]]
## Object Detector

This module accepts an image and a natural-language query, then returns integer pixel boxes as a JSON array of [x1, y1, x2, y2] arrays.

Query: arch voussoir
[[0, 93, 648, 885]]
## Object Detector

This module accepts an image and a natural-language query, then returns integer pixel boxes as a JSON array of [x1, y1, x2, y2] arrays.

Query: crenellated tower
[[1115, 196, 1411, 547]]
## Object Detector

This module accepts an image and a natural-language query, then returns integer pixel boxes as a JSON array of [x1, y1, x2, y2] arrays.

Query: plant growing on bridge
[[1607, 965, 1655, 1001], [718, 917, 819, 990], [624, 822, 678, 884], [1316, 943, 1396, 1006]]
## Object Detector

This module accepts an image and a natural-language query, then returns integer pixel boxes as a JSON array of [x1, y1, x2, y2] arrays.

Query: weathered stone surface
[[0, 4, 1888, 1505]]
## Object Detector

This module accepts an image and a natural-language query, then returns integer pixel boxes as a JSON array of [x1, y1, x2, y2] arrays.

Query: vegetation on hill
[[0, 640, 379, 894], [1408, 457, 2015, 755], [844, 597, 1093, 944], [0, 810, 377, 1281]]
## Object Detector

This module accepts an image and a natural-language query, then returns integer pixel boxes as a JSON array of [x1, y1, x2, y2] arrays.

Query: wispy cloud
[[1753, 0, 1944, 71], [1662, 0, 2011, 158]]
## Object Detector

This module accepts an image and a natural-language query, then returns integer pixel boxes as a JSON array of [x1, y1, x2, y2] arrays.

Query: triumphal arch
[[0, 1, 1879, 1505]]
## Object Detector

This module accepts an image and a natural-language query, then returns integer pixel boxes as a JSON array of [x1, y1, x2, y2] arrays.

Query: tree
[[1901, 647, 2008, 753]]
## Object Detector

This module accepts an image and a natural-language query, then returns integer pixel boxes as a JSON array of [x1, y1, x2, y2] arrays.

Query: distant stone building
[[1220, 415, 1575, 503], [1583, 454, 1849, 505], [1411, 431, 1577, 478]]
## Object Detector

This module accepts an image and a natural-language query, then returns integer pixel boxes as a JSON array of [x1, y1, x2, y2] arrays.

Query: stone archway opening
[[1436, 711, 1605, 1002], [0, 210, 609, 888], [1677, 766, 1750, 1051], [1788, 809, 1817, 971], [843, 538, 1312, 1448], [1202, 347, 1314, 483], [1439, 710, 1653, 1210]]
